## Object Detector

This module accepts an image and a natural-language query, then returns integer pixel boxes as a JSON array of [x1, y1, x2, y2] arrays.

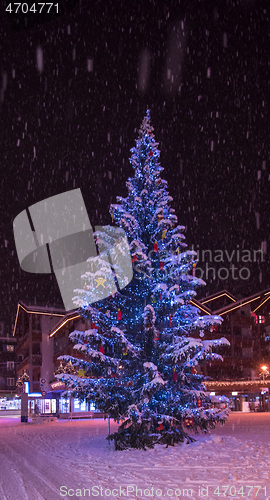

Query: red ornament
[[131, 254, 137, 262], [153, 332, 160, 341], [157, 213, 164, 222], [173, 369, 177, 381], [184, 417, 194, 427], [148, 151, 153, 157], [154, 241, 159, 253], [159, 261, 164, 270], [99, 345, 105, 354], [92, 322, 98, 330], [157, 423, 164, 431], [197, 398, 203, 408], [169, 314, 172, 327], [192, 366, 196, 374], [117, 309, 122, 321]]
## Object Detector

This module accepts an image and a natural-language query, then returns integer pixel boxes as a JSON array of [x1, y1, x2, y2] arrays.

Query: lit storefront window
[[40, 399, 56, 414]]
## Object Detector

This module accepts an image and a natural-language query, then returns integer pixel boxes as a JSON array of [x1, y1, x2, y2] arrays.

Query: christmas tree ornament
[[154, 240, 159, 252], [117, 309, 122, 321], [95, 277, 106, 288], [192, 366, 197, 374], [99, 345, 105, 354], [173, 368, 177, 381], [184, 417, 194, 427], [169, 313, 172, 327], [148, 151, 153, 157], [192, 262, 196, 277], [83, 282, 88, 290], [131, 254, 137, 262], [197, 398, 202, 408], [111, 208, 115, 222], [156, 423, 164, 431], [157, 213, 164, 222], [162, 229, 167, 240], [153, 331, 160, 341], [159, 261, 164, 270]]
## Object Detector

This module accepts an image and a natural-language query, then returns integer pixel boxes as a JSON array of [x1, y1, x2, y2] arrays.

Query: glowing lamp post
[[261, 365, 268, 384]]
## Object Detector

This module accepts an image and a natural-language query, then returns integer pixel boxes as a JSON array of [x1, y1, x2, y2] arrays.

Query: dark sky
[[0, 0, 269, 329]]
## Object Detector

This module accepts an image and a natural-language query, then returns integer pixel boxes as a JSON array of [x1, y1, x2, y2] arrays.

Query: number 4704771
[[6, 3, 59, 14]]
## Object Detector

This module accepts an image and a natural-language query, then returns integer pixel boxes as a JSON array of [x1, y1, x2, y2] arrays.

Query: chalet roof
[[189, 297, 212, 315], [212, 289, 270, 316], [13, 301, 66, 337], [49, 310, 81, 338], [200, 289, 237, 307]]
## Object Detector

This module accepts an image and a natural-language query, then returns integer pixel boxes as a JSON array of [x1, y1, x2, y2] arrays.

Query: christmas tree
[[56, 110, 230, 450]]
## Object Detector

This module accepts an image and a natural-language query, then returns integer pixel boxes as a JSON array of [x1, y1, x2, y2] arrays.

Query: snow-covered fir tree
[[56, 110, 230, 450]]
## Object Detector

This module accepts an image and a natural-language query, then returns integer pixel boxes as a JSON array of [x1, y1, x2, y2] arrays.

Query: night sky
[[0, 0, 269, 330]]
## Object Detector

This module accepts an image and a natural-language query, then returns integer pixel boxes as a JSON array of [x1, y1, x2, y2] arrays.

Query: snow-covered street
[[0, 413, 269, 500]]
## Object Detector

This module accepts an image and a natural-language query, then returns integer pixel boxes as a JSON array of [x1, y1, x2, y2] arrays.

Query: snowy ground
[[0, 413, 269, 500]]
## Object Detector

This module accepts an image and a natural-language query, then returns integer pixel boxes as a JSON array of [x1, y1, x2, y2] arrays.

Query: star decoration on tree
[[94, 277, 106, 288]]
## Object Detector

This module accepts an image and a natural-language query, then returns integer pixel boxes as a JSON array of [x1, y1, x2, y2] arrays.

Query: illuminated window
[[259, 316, 265, 324], [6, 345, 14, 352]]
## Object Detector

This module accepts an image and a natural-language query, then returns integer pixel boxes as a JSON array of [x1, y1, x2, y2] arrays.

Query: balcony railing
[[17, 357, 29, 371], [17, 354, 42, 371]]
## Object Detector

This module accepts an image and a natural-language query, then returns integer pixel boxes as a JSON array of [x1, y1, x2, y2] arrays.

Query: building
[[192, 289, 270, 409], [13, 302, 65, 395], [192, 289, 270, 381], [0, 320, 17, 399], [13, 303, 94, 416]]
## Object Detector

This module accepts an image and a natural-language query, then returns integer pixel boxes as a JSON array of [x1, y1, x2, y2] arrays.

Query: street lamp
[[261, 365, 269, 384]]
